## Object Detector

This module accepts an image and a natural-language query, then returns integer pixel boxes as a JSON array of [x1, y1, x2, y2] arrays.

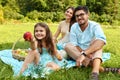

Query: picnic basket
[[12, 37, 29, 61]]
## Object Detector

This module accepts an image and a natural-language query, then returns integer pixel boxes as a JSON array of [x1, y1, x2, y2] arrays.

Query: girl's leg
[[19, 50, 39, 74], [46, 62, 60, 70]]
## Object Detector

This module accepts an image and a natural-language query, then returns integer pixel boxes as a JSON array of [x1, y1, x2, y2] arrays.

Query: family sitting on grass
[[19, 5, 120, 80]]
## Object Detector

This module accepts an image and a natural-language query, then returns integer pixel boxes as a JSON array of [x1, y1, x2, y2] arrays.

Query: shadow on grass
[[0, 60, 13, 79]]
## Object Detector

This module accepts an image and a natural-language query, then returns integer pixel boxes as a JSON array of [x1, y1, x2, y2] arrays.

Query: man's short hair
[[74, 6, 89, 14]]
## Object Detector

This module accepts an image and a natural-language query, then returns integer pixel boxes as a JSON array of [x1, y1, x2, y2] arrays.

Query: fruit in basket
[[20, 50, 27, 56], [23, 32, 32, 41], [16, 48, 21, 54], [15, 49, 28, 56]]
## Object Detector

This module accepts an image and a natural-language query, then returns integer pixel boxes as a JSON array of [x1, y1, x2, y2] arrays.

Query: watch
[[81, 51, 87, 57]]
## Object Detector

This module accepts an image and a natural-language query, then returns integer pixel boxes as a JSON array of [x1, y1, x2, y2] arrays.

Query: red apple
[[23, 32, 32, 41]]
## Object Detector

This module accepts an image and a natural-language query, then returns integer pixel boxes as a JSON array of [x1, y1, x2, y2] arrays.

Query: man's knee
[[92, 49, 102, 61], [64, 43, 73, 51]]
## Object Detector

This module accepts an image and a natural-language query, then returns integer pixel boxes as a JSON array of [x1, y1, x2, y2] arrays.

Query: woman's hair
[[34, 22, 55, 55], [65, 6, 75, 12], [66, 7, 76, 32], [69, 14, 76, 32]]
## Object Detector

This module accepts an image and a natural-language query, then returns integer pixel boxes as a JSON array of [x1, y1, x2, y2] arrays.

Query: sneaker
[[104, 67, 120, 73], [89, 72, 99, 80]]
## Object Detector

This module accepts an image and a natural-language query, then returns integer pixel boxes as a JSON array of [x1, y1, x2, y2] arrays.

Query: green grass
[[0, 23, 120, 80]]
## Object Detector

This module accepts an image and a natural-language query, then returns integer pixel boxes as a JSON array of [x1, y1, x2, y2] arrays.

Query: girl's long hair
[[34, 22, 55, 55]]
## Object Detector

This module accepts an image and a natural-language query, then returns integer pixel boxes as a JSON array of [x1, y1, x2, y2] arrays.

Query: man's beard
[[79, 22, 85, 26]]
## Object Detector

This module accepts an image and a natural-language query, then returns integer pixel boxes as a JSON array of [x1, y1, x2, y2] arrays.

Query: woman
[[53, 7, 76, 50]]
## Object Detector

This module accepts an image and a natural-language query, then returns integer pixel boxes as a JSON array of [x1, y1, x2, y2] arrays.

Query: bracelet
[[81, 51, 87, 57]]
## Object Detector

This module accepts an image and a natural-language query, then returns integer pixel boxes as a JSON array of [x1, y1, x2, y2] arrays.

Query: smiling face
[[65, 8, 74, 20], [75, 10, 89, 26], [34, 26, 46, 40]]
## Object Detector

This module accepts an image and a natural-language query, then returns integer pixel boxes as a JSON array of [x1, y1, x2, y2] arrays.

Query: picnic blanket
[[0, 49, 110, 78]]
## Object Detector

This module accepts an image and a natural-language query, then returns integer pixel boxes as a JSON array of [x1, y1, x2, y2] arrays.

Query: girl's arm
[[30, 37, 37, 50], [53, 42, 62, 61], [23, 32, 37, 50], [54, 51, 62, 61]]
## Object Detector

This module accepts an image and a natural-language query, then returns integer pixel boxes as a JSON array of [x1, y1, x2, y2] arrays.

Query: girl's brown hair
[[34, 22, 55, 55]]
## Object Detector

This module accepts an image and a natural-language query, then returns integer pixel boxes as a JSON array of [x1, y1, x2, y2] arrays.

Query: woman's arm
[[53, 23, 61, 43]]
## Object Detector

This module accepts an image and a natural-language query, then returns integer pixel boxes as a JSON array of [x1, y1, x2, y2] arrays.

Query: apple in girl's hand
[[23, 32, 32, 41]]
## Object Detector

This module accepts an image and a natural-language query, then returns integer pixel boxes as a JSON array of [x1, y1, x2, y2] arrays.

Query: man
[[65, 6, 106, 80]]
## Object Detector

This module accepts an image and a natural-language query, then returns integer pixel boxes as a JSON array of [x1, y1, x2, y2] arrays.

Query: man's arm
[[76, 46, 83, 52], [84, 23, 106, 55], [76, 39, 105, 67], [84, 39, 105, 55]]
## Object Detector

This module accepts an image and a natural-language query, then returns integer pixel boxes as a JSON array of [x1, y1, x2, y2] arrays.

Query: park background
[[0, 0, 120, 80]]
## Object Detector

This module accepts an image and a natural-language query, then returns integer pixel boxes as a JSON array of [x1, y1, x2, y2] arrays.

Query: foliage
[[53, 11, 64, 22], [99, 14, 113, 23], [0, 5, 4, 24], [39, 12, 54, 22], [26, 10, 40, 21], [0, 0, 120, 24], [89, 12, 99, 22], [3, 6, 24, 20]]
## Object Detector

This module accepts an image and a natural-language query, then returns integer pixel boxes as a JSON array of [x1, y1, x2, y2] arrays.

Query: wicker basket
[[12, 37, 29, 61]]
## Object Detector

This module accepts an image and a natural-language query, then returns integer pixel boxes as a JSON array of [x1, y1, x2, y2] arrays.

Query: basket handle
[[12, 37, 23, 50]]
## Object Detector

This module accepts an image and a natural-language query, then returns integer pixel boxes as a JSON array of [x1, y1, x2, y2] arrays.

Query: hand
[[53, 39, 58, 43], [76, 55, 86, 67], [87, 54, 92, 59], [56, 54, 62, 61]]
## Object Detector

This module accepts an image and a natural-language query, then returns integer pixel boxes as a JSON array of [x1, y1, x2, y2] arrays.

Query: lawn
[[0, 23, 120, 80]]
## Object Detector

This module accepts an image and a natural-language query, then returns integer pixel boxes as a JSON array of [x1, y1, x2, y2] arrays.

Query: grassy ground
[[0, 23, 120, 80]]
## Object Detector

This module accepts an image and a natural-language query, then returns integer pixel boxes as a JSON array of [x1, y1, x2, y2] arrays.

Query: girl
[[20, 22, 63, 75]]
